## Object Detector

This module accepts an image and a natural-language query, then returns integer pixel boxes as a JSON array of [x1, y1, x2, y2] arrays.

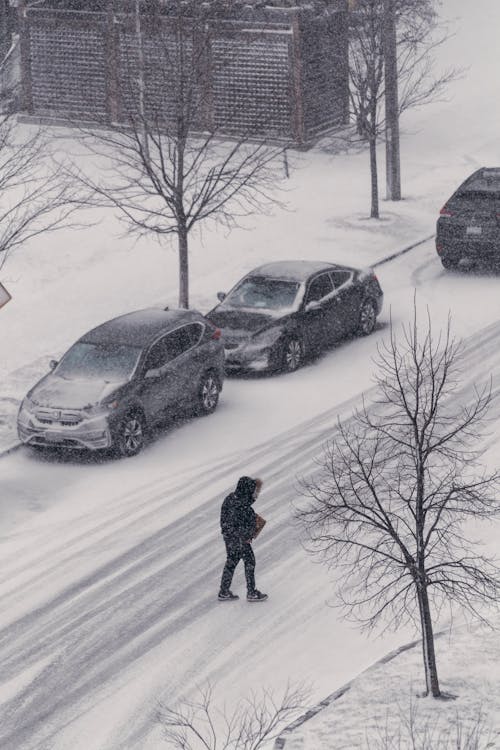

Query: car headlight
[[83, 400, 119, 418], [20, 396, 35, 413], [248, 327, 283, 348]]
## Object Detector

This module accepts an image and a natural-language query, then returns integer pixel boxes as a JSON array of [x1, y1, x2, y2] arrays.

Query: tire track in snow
[[1, 321, 500, 749]]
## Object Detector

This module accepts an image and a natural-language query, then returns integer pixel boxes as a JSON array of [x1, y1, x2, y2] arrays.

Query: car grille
[[35, 409, 83, 426]]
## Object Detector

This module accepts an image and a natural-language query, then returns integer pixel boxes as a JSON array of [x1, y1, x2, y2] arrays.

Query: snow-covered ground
[[282, 617, 500, 750], [1, 0, 500, 747]]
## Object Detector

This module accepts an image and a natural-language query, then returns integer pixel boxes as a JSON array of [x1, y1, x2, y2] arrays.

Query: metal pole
[[383, 0, 401, 200]]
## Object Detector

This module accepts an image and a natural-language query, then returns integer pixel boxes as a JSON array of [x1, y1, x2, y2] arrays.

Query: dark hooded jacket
[[220, 476, 258, 543]]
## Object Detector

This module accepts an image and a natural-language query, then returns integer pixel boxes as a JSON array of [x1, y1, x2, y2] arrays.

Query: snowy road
[[1, 244, 500, 750]]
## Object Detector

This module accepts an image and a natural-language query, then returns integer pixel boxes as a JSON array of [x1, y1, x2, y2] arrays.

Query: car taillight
[[436, 244, 443, 255], [439, 205, 453, 217], [211, 327, 222, 340]]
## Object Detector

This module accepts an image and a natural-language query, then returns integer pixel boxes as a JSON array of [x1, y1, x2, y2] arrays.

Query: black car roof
[[247, 260, 349, 282], [81, 308, 200, 347]]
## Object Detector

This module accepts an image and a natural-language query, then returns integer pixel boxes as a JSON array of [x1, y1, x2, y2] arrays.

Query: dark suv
[[17, 308, 224, 457], [437, 167, 500, 269]]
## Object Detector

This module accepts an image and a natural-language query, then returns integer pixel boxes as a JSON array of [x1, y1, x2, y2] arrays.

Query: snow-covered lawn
[[1, 0, 500, 748], [282, 618, 500, 750]]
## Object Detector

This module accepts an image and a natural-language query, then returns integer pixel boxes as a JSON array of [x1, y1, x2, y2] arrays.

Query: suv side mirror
[[217, 291, 226, 302], [49, 359, 58, 370], [145, 367, 161, 379], [305, 300, 321, 312]]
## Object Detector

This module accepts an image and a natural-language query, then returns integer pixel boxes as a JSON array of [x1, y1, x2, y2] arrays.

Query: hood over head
[[235, 476, 258, 505]]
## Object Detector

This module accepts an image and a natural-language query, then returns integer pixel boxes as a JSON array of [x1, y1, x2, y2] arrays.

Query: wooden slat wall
[[22, 6, 348, 145]]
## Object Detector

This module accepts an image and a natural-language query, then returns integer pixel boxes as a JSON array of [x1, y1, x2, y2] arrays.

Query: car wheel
[[282, 336, 304, 372], [115, 412, 146, 457], [197, 372, 220, 415], [441, 256, 459, 270], [358, 299, 377, 336]]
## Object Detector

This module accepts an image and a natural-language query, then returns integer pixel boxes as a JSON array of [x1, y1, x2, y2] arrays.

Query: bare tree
[[0, 109, 85, 271], [349, 0, 385, 218], [347, 0, 457, 218], [368, 699, 494, 749], [73, 1, 288, 309], [297, 306, 500, 698], [157, 682, 305, 749]]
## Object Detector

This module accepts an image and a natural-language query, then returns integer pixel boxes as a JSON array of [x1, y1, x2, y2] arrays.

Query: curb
[[0, 233, 436, 463], [372, 233, 435, 268], [0, 441, 22, 459], [273, 629, 446, 749]]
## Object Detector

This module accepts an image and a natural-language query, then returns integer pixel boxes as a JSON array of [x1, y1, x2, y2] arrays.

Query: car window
[[166, 327, 193, 358], [144, 336, 171, 371], [184, 322, 204, 346], [306, 273, 334, 303], [144, 328, 192, 371], [224, 277, 300, 311], [331, 270, 352, 289]]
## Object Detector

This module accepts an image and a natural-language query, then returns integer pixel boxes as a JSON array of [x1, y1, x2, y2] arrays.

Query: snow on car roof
[[81, 308, 198, 346], [248, 260, 344, 281]]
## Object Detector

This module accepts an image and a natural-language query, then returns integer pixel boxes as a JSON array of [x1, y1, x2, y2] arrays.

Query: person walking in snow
[[218, 476, 268, 602]]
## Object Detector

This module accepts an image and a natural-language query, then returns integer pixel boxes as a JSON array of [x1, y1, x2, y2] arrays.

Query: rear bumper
[[436, 222, 500, 262], [437, 239, 500, 257]]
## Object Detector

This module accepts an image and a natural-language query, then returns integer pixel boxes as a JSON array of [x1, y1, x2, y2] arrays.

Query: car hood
[[207, 309, 281, 340], [29, 373, 124, 410]]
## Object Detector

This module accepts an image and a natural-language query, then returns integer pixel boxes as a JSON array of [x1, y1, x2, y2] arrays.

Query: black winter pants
[[220, 537, 256, 595]]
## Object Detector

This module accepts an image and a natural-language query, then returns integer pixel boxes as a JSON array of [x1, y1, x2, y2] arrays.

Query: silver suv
[[18, 308, 224, 457]]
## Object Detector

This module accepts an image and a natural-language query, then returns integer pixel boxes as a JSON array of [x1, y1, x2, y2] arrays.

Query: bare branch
[[297, 300, 500, 697]]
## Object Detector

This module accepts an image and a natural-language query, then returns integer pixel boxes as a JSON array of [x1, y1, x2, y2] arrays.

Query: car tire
[[357, 299, 377, 336], [281, 336, 304, 373], [196, 371, 220, 415], [114, 411, 146, 457], [441, 256, 459, 270]]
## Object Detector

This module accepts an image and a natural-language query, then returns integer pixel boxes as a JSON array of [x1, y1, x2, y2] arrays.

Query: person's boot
[[218, 590, 239, 601], [246, 590, 268, 602]]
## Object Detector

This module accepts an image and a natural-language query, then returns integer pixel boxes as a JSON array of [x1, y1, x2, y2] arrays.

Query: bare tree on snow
[[157, 682, 305, 749], [297, 305, 500, 698], [368, 698, 494, 749], [73, 2, 288, 309], [347, 0, 458, 218], [0, 109, 84, 271]]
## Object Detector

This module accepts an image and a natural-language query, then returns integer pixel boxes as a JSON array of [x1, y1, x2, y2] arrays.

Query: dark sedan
[[437, 167, 500, 269], [207, 260, 383, 373]]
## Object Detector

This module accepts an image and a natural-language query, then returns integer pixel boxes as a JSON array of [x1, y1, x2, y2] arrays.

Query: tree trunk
[[369, 135, 379, 219], [417, 583, 441, 697], [177, 224, 189, 309], [383, 0, 401, 201]]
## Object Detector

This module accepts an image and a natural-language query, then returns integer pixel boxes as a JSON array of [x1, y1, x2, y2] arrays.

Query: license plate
[[44, 433, 62, 442], [466, 226, 482, 236]]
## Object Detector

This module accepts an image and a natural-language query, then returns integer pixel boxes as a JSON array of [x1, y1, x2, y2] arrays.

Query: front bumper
[[224, 345, 273, 373], [17, 410, 112, 450]]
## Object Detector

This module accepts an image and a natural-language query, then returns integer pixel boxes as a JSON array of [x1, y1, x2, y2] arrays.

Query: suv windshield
[[225, 277, 300, 311], [56, 342, 142, 381]]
